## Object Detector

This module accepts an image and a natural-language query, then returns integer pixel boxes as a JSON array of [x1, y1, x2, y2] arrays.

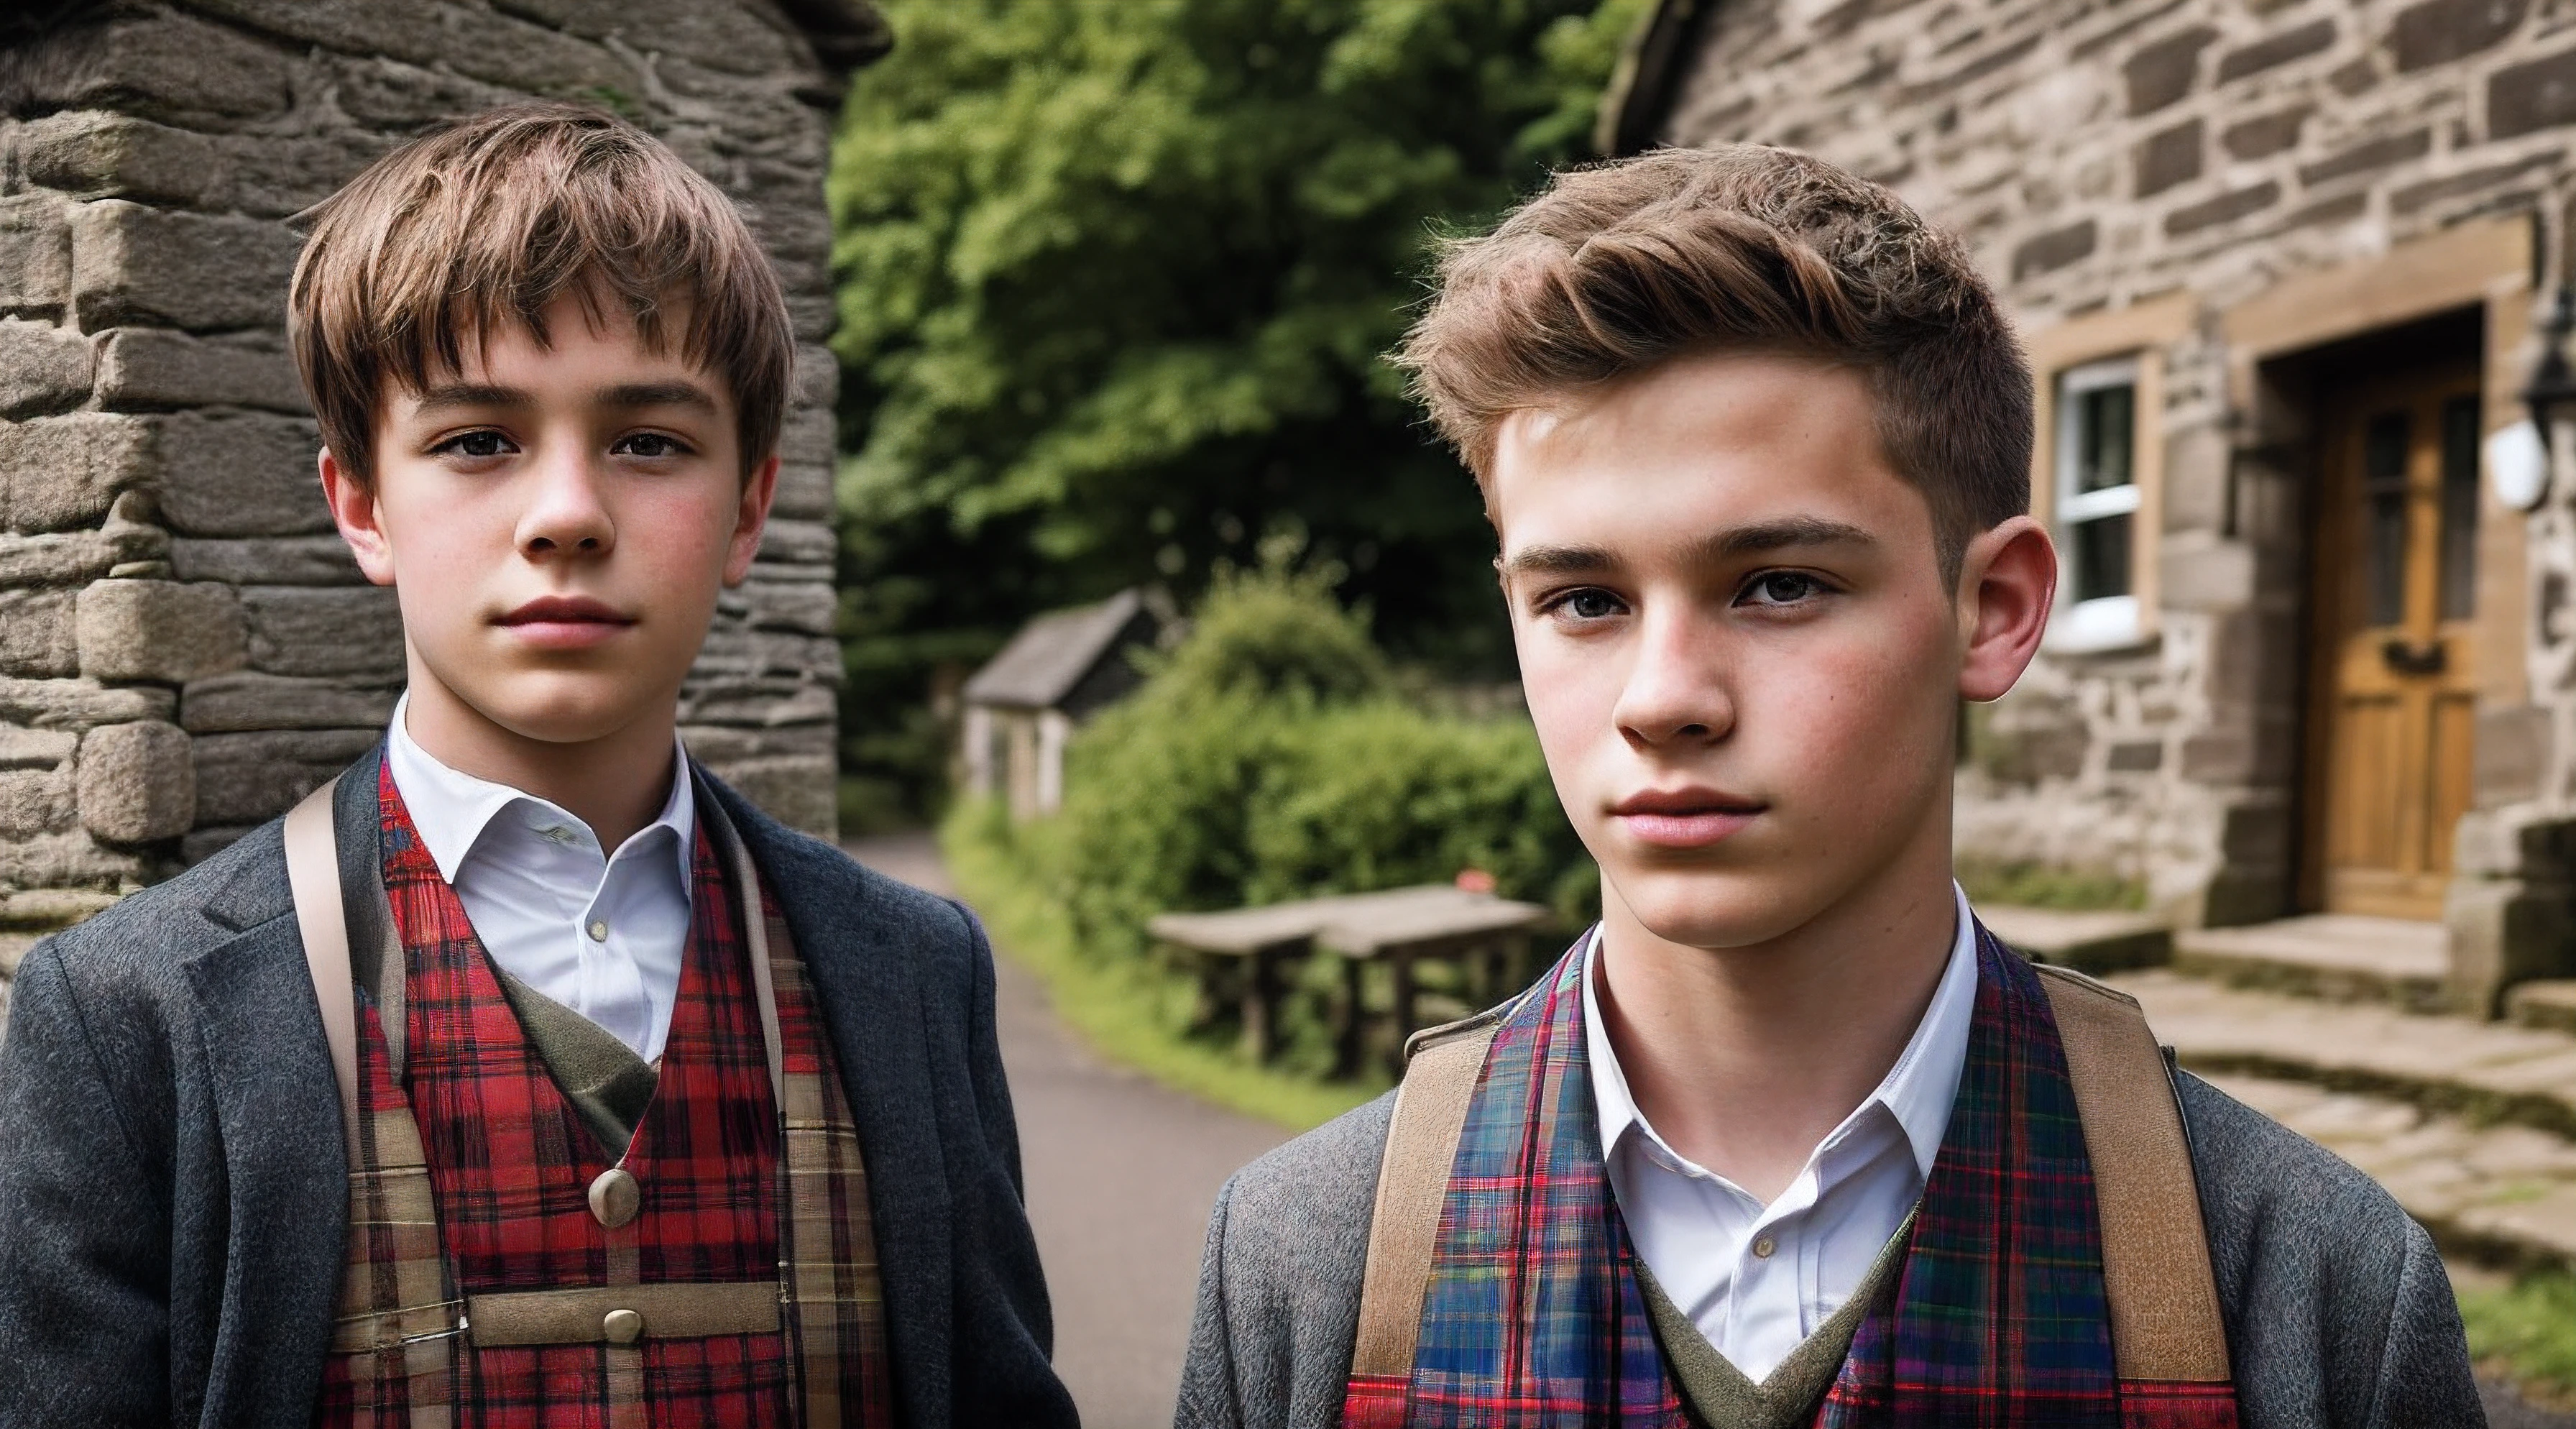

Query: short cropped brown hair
[[289, 103, 794, 484], [1397, 145, 2030, 575]]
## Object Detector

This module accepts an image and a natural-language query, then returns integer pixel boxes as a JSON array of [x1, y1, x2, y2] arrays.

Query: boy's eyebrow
[[599, 380, 722, 415], [413, 382, 531, 412], [1500, 518, 1877, 579]]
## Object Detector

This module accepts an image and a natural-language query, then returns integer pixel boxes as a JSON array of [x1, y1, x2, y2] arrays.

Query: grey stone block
[[75, 720, 194, 843], [0, 320, 95, 418], [771, 465, 833, 523], [2215, 19, 2336, 83], [190, 727, 377, 826], [179, 0, 639, 96], [740, 576, 836, 637], [675, 678, 834, 730], [755, 518, 834, 565], [0, 412, 154, 535], [2299, 129, 2433, 187], [242, 586, 405, 679], [2490, 44, 2576, 139], [37, 14, 295, 125], [792, 345, 839, 408], [2222, 106, 2310, 160], [2163, 182, 2281, 236], [169, 536, 361, 587], [0, 727, 77, 771], [2011, 220, 2096, 281], [0, 528, 165, 589], [70, 201, 302, 333], [2125, 27, 2216, 115], [2393, 0, 2527, 74], [0, 589, 79, 678], [2135, 119, 2203, 198], [75, 579, 248, 684], [0, 766, 75, 840], [14, 112, 231, 209], [154, 412, 328, 537], [0, 677, 176, 732], [2475, 704, 2552, 808], [0, 827, 147, 890], [492, 0, 804, 75], [775, 403, 835, 468], [181, 672, 397, 733], [95, 329, 307, 413], [180, 824, 252, 865], [0, 195, 74, 318], [2158, 536, 2255, 611], [700, 753, 835, 839]]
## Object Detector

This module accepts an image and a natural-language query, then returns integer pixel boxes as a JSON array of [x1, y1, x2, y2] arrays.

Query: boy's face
[[322, 295, 778, 750], [1491, 349, 2050, 952]]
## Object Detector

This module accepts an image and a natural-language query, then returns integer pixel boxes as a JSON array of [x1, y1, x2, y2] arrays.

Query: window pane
[[2439, 395, 2480, 621], [2364, 411, 2409, 628], [2073, 513, 2133, 604], [2075, 385, 2134, 494]]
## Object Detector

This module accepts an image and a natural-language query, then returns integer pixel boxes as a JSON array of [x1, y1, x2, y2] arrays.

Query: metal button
[[602, 1307, 645, 1345], [586, 919, 609, 942], [587, 1167, 641, 1228], [1752, 1236, 1777, 1259]]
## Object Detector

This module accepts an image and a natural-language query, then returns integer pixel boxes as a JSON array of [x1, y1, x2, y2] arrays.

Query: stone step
[[2113, 970, 2576, 1141], [1977, 905, 2171, 974], [2169, 914, 2452, 1014], [2508, 980, 2576, 1037], [2207, 1070, 2576, 1272]]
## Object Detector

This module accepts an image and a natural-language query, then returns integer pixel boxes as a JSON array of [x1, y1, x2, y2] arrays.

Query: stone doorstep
[[2204, 1071, 2576, 1273], [2509, 980, 2576, 1036], [1977, 904, 2172, 974], [2116, 970, 2576, 1141], [2171, 914, 2453, 1014]]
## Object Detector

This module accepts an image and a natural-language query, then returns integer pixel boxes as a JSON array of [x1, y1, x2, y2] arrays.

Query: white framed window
[[2049, 355, 2144, 652]]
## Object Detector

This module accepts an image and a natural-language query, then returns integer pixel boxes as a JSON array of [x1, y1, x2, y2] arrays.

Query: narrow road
[[847, 835, 1288, 1429]]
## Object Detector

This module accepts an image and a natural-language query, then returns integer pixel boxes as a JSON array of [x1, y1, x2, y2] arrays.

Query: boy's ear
[[722, 452, 782, 588], [318, 449, 398, 588], [1955, 515, 2055, 702]]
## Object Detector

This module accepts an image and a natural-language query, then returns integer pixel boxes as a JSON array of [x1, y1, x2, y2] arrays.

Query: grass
[[1954, 855, 2148, 912], [941, 805, 1383, 1132], [2459, 1269, 2576, 1409]]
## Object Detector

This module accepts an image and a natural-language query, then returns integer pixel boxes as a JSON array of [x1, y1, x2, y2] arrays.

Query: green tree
[[829, 0, 1647, 821]]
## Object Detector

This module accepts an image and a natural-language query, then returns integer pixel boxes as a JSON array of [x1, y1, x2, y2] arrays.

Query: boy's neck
[[398, 675, 681, 855], [1591, 819, 1960, 1206]]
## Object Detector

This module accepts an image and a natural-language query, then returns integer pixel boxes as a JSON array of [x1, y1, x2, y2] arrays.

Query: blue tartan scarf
[[1347, 923, 2240, 1428]]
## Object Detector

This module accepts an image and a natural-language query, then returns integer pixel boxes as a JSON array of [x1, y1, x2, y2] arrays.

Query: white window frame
[[2048, 355, 2145, 653]]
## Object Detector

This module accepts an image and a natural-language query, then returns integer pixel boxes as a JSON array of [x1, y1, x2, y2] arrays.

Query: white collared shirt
[[1582, 883, 1979, 1382], [384, 695, 696, 1062]]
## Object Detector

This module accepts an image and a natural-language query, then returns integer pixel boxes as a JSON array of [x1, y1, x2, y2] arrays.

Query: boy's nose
[[516, 450, 617, 558], [1613, 608, 1734, 748]]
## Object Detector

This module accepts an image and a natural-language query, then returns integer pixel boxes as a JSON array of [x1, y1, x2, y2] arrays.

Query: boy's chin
[[1604, 864, 1830, 951], [451, 676, 668, 748]]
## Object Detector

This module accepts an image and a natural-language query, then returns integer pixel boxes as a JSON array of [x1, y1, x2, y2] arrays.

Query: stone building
[[0, 0, 885, 1018], [1608, 0, 2576, 1011]]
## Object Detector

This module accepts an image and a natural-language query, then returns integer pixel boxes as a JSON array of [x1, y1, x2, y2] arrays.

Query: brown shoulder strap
[[284, 776, 362, 1162], [1348, 1021, 1498, 1381], [2035, 963, 2232, 1384]]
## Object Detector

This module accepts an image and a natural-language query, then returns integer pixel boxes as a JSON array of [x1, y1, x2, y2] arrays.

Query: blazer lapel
[[716, 781, 955, 1428]]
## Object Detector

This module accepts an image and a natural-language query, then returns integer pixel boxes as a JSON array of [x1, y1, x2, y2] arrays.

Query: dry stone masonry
[[0, 0, 886, 1003]]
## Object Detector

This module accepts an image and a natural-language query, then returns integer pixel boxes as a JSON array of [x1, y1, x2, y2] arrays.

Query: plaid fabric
[[1346, 925, 2240, 1429], [316, 766, 891, 1428]]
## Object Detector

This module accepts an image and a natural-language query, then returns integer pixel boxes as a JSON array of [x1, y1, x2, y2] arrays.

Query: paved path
[[847, 835, 1287, 1429]]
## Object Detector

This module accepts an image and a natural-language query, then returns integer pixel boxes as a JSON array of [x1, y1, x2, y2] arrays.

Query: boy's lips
[[496, 596, 635, 650], [1609, 786, 1765, 848]]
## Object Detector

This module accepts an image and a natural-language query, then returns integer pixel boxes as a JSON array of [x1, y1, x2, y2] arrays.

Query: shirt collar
[[1582, 881, 1981, 1187], [383, 692, 696, 886]]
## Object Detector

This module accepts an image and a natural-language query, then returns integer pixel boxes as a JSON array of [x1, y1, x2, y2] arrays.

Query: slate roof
[[963, 589, 1155, 711]]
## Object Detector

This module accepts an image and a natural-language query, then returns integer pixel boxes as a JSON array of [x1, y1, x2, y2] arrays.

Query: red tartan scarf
[[314, 766, 894, 1427], [1345, 925, 2240, 1429]]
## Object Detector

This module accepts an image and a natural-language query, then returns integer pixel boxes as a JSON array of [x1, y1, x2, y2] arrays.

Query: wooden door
[[2309, 364, 2483, 920]]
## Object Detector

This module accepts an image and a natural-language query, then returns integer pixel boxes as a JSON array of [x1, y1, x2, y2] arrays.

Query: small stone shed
[[1609, 0, 2576, 1011], [0, 0, 887, 1019], [960, 587, 1169, 821]]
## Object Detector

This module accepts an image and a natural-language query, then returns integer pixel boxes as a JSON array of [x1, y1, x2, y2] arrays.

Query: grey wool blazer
[[0, 748, 1080, 1429], [1176, 1073, 2486, 1429]]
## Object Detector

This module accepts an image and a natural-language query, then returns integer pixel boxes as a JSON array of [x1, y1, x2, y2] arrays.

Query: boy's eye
[[1544, 587, 1625, 622], [614, 433, 689, 459], [439, 430, 515, 459], [1740, 571, 1829, 606]]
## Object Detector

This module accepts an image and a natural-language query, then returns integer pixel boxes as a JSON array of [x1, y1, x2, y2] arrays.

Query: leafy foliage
[[828, 0, 1648, 816]]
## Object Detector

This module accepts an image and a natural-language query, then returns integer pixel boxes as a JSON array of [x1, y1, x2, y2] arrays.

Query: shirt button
[[1752, 1236, 1777, 1259], [587, 919, 609, 942]]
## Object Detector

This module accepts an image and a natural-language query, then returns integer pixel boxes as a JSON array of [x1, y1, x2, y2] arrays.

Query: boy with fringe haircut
[[0, 105, 1077, 1428], [1175, 146, 2480, 1428]]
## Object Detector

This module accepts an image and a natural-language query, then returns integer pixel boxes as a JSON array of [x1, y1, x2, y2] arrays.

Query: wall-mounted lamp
[[2501, 285, 2576, 512]]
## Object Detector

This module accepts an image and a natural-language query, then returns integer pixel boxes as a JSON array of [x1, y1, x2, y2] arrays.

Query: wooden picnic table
[[1148, 884, 1552, 1073]]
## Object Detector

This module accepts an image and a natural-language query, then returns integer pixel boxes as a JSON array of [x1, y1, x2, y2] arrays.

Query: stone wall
[[0, 1, 877, 989], [1653, 0, 2576, 949]]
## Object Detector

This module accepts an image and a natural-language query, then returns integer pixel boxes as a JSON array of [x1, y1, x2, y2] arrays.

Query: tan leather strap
[[466, 1282, 783, 1347], [2036, 963, 2232, 1383], [285, 776, 362, 1162], [1348, 1022, 1498, 1380]]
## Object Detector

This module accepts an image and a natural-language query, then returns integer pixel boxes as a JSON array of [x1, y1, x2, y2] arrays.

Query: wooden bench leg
[[1331, 957, 1365, 1080], [1386, 952, 1417, 1076], [1242, 945, 1282, 1063]]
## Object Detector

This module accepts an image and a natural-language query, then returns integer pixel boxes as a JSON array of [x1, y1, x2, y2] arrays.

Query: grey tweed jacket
[[1176, 1072, 2485, 1429]]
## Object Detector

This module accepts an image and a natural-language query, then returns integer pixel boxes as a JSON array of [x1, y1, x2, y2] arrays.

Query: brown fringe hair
[[1395, 145, 2030, 576], [289, 102, 794, 485]]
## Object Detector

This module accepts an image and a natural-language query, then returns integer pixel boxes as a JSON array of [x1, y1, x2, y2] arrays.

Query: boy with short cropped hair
[[1176, 146, 2480, 1428], [0, 104, 1076, 1427]]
